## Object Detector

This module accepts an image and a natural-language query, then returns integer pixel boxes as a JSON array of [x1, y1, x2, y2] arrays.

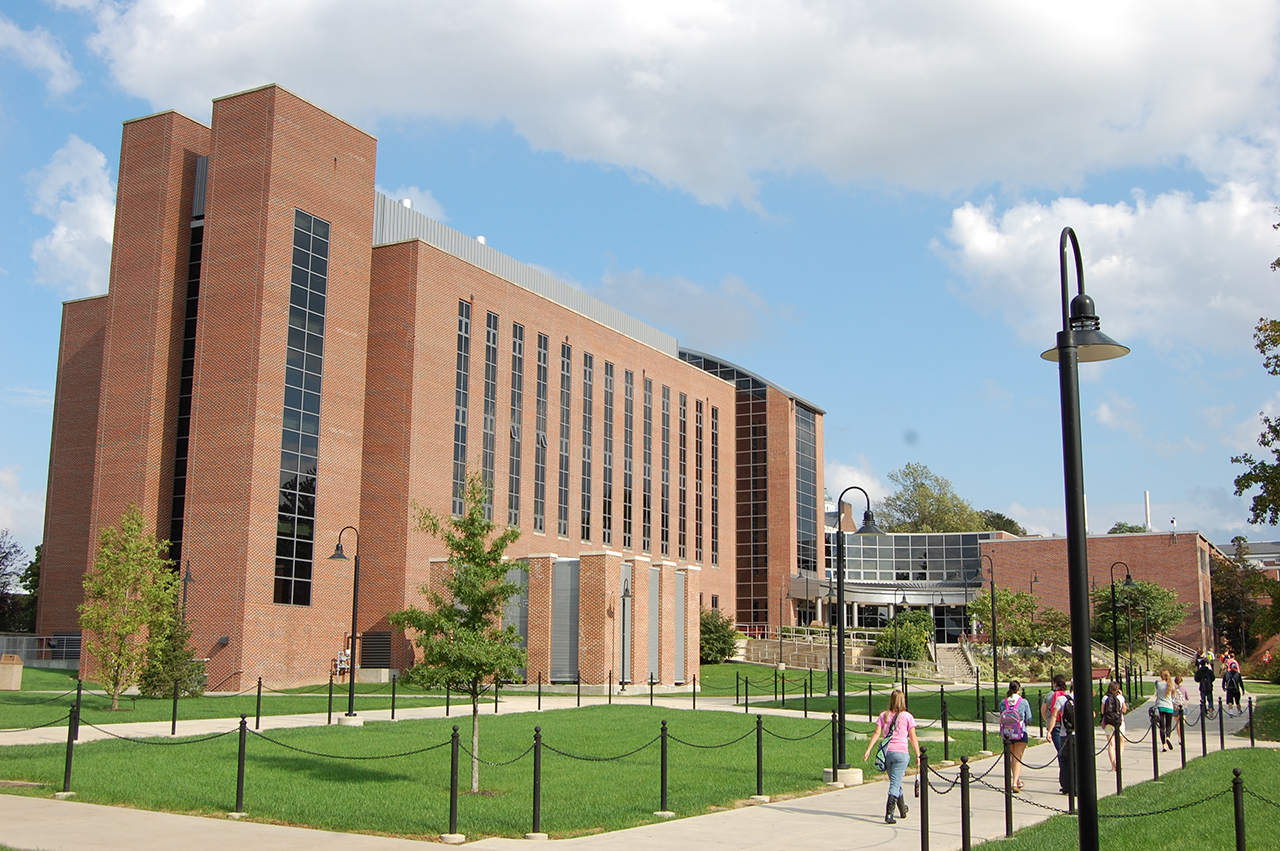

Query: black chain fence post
[[495, 679, 500, 714], [773, 670, 778, 702], [1037, 689, 1044, 740], [919, 746, 930, 851], [171, 677, 180, 736], [1179, 708, 1186, 768], [660, 719, 670, 814], [693, 675, 697, 710], [649, 674, 655, 707], [327, 674, 334, 725], [959, 755, 971, 851], [1003, 741, 1013, 837], [755, 714, 764, 798], [974, 670, 980, 720], [803, 680, 808, 719], [61, 704, 77, 794], [73, 679, 83, 741], [255, 676, 262, 730], [781, 672, 786, 708], [981, 697, 988, 752], [234, 715, 247, 814], [1201, 693, 1207, 757], [1067, 732, 1076, 815], [609, 669, 613, 705], [1248, 697, 1255, 748], [1116, 726, 1124, 796], [1151, 709, 1160, 782], [391, 673, 397, 721], [446, 683, 451, 717], [538, 671, 542, 711], [577, 670, 582, 708], [904, 674, 909, 711], [744, 677, 750, 714], [868, 682, 873, 723], [1233, 768, 1245, 851], [830, 711, 838, 779], [1219, 697, 1225, 751], [532, 726, 543, 836], [449, 725, 460, 836], [942, 695, 951, 762], [736, 671, 740, 705]]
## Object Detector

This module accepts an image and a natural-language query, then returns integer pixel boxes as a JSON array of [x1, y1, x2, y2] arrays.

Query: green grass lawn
[[0, 704, 994, 839], [7, 666, 93, 693], [0, 686, 443, 731], [974, 748, 1279, 850], [1243, 695, 1279, 741]]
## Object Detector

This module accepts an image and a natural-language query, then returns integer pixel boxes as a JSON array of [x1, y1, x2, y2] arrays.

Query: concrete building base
[[822, 767, 863, 785], [524, 833, 549, 840], [440, 834, 466, 845], [654, 811, 676, 819], [54, 792, 75, 800], [337, 716, 364, 727], [749, 795, 770, 803]]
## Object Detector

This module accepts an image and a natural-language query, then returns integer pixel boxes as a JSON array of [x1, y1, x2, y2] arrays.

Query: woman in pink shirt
[[863, 689, 921, 824]]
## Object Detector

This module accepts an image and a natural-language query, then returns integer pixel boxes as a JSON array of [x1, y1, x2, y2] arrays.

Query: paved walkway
[[0, 692, 1268, 850]]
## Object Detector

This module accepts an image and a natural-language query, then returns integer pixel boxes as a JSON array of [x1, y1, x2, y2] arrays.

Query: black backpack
[[1102, 695, 1122, 727], [1061, 695, 1076, 732]]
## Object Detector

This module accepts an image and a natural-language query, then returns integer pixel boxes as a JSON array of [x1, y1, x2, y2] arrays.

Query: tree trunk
[[471, 696, 480, 793], [111, 691, 119, 711]]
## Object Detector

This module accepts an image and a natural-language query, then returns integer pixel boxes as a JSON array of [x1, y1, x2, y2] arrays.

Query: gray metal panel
[[192, 156, 208, 219], [372, 193, 678, 357], [648, 566, 660, 680], [674, 572, 686, 683], [621, 563, 633, 683], [551, 559, 580, 682], [504, 566, 529, 680]]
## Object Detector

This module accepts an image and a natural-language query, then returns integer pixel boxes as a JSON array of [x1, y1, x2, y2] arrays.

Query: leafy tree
[[1107, 521, 1148, 534], [1090, 578, 1186, 652], [79, 506, 177, 710], [138, 609, 205, 698], [874, 609, 932, 662], [0, 532, 35, 632], [1231, 224, 1280, 524], [1209, 537, 1275, 657], [699, 606, 738, 664], [875, 463, 982, 533], [1033, 608, 1072, 647], [978, 510, 1026, 537], [389, 473, 525, 793], [965, 586, 1040, 649]]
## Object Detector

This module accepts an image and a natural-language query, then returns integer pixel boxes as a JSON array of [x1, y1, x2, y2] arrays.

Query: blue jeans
[[885, 750, 910, 797], [1052, 727, 1069, 792]]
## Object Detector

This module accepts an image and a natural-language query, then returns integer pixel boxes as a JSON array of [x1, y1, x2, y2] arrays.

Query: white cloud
[[5, 387, 53, 409], [824, 458, 888, 507], [374, 184, 447, 222], [0, 13, 80, 95], [938, 184, 1278, 356], [1226, 392, 1280, 452], [0, 466, 45, 554], [590, 269, 789, 350], [28, 135, 116, 298], [1094, 396, 1144, 438], [73, 2, 1280, 207]]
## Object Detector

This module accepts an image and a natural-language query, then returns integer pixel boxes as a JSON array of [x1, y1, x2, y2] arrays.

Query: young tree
[[138, 609, 205, 698], [699, 606, 739, 664], [875, 463, 983, 532], [965, 587, 1040, 649], [389, 473, 525, 793], [1090, 579, 1186, 648], [79, 506, 178, 710]]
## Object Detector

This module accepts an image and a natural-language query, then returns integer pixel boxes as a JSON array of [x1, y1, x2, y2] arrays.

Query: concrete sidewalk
[[0, 696, 1267, 850]]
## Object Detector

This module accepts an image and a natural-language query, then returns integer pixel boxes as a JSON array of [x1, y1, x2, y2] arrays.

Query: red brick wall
[[181, 86, 374, 689], [982, 532, 1214, 652], [766, 387, 797, 629], [37, 296, 109, 634]]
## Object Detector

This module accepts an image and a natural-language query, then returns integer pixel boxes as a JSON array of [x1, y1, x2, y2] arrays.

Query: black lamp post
[[180, 561, 194, 623], [983, 553, 998, 702], [834, 486, 883, 769], [327, 526, 361, 720], [1126, 599, 1134, 700], [893, 588, 909, 691], [1041, 226, 1130, 851], [620, 579, 632, 690], [1109, 562, 1133, 683], [1029, 572, 1040, 625]]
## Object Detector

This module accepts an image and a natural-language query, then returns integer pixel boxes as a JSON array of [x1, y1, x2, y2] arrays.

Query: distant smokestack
[[1145, 491, 1152, 531]]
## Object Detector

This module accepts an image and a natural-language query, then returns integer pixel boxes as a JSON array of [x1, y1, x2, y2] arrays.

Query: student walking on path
[[1045, 674, 1074, 795], [1154, 670, 1176, 751], [999, 680, 1033, 791], [1100, 680, 1127, 771], [863, 689, 920, 825]]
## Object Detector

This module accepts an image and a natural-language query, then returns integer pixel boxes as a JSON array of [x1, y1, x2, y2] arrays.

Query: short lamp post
[[983, 553, 998, 702], [893, 588, 908, 691], [1109, 562, 1133, 684], [834, 486, 883, 770], [1041, 226, 1130, 851], [328, 526, 362, 722]]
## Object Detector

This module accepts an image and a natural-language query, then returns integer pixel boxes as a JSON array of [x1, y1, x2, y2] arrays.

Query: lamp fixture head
[[328, 541, 348, 561], [857, 508, 884, 536], [621, 579, 631, 600]]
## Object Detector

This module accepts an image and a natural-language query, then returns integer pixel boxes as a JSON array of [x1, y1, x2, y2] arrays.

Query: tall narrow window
[[678, 393, 687, 560], [452, 300, 472, 516], [169, 217, 203, 567], [482, 312, 499, 519], [660, 386, 670, 557], [602, 363, 614, 546], [533, 334, 549, 532], [275, 209, 329, 606], [623, 370, 634, 549], [795, 406, 818, 573], [508, 324, 524, 526], [581, 353, 594, 540], [557, 343, 572, 536], [642, 378, 653, 552], [711, 406, 720, 566], [695, 400, 704, 563]]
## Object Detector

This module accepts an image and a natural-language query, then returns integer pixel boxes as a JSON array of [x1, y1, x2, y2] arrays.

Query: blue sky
[[1, 1, 1278, 557]]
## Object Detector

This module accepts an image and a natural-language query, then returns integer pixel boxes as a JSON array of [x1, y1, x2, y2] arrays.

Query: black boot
[[885, 795, 897, 824], [897, 794, 909, 819]]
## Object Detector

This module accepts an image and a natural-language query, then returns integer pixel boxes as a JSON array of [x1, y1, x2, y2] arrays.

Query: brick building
[[37, 85, 824, 688]]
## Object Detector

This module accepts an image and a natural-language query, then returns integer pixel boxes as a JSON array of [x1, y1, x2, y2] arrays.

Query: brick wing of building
[[37, 85, 825, 690]]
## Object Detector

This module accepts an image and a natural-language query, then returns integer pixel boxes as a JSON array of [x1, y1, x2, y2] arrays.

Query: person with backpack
[[1194, 656, 1215, 716], [1046, 674, 1075, 795], [863, 688, 920, 824], [1100, 680, 1127, 770], [1154, 670, 1177, 751], [999, 680, 1033, 791], [1224, 664, 1244, 715]]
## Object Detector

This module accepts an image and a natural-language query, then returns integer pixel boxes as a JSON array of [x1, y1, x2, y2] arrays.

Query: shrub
[[874, 610, 931, 661], [700, 607, 739, 664]]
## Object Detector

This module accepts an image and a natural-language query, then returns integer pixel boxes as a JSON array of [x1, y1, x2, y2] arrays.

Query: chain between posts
[[80, 720, 239, 745], [0, 688, 78, 706], [0, 713, 72, 733], [249, 729, 451, 760]]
